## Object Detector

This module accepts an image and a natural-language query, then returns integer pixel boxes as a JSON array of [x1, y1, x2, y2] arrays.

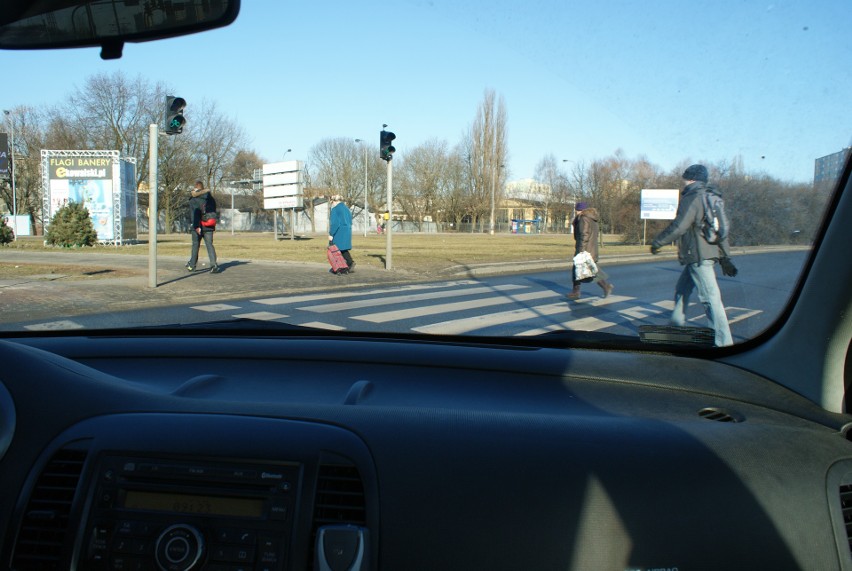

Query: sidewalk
[[0, 250, 420, 324]]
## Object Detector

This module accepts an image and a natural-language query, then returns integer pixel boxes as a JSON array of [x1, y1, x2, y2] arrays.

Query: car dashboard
[[0, 334, 851, 571]]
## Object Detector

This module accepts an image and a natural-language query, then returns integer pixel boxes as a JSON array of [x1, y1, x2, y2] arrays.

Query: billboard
[[41, 150, 137, 244], [640, 189, 680, 220], [263, 160, 304, 209]]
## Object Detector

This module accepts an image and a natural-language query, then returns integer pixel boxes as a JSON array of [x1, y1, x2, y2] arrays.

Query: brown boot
[[567, 285, 581, 300], [597, 280, 614, 298]]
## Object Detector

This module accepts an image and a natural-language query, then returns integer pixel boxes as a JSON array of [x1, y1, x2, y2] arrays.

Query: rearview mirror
[[0, 0, 240, 59]]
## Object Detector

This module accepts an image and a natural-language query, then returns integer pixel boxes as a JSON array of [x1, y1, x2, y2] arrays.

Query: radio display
[[122, 490, 264, 518]]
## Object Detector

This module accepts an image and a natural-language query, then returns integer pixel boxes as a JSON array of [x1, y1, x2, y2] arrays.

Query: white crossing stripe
[[253, 280, 479, 306], [618, 305, 666, 320], [299, 321, 347, 331], [516, 316, 619, 336], [300, 284, 528, 314], [191, 303, 241, 312], [413, 301, 574, 335], [24, 320, 85, 331], [513, 295, 633, 336], [232, 311, 289, 321], [353, 289, 561, 324], [728, 308, 762, 324]]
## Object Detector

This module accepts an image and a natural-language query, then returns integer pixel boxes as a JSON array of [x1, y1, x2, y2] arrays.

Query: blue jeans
[[670, 260, 733, 347]]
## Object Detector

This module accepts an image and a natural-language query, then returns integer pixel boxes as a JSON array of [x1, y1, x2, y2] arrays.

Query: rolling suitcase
[[327, 244, 349, 274]]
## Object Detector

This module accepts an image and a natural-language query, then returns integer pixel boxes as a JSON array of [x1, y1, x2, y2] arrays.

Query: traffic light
[[380, 130, 396, 161], [164, 96, 186, 135]]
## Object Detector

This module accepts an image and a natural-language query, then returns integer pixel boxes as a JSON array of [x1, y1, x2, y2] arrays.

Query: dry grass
[[5, 233, 647, 273]]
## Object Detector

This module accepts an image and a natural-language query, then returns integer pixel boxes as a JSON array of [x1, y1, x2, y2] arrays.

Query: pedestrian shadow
[[157, 260, 250, 285]]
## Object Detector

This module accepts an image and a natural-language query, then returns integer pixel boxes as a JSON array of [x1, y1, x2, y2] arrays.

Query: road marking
[[513, 295, 634, 336], [252, 280, 480, 306], [300, 284, 528, 314], [353, 289, 561, 324], [232, 311, 289, 321], [412, 301, 574, 335], [191, 303, 241, 312], [25, 320, 85, 331], [299, 321, 347, 331], [727, 308, 763, 324], [516, 316, 618, 336]]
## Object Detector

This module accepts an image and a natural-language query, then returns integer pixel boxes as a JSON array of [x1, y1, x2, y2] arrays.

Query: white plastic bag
[[572, 251, 598, 282]]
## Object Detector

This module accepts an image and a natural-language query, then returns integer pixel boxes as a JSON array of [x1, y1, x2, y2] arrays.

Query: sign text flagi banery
[[263, 160, 304, 209], [40, 150, 137, 244]]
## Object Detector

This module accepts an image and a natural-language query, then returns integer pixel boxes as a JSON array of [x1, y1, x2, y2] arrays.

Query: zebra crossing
[[177, 279, 762, 338], [21, 277, 763, 336]]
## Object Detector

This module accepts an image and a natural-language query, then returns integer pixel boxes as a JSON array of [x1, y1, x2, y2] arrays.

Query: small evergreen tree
[[0, 216, 13, 245], [46, 202, 98, 247]]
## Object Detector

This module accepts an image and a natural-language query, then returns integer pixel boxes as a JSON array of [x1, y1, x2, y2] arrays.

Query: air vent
[[840, 484, 852, 555], [313, 464, 366, 528], [12, 448, 87, 570], [311, 464, 367, 568], [698, 407, 743, 423]]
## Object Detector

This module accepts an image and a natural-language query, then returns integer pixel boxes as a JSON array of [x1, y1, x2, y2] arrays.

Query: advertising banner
[[640, 189, 679, 220], [48, 155, 115, 240]]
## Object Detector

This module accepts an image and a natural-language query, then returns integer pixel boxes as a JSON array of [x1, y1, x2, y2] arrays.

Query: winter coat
[[652, 181, 719, 264], [573, 208, 600, 261], [190, 193, 216, 233], [329, 202, 353, 251]]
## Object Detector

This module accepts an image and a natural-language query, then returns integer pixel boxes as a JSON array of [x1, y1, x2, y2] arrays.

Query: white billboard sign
[[640, 188, 679, 220], [262, 160, 304, 209]]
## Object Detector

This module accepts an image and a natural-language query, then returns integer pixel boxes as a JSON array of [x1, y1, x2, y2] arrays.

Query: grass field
[[4, 232, 647, 274]]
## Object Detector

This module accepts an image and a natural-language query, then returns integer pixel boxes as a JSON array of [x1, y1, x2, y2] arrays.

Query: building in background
[[814, 148, 851, 191]]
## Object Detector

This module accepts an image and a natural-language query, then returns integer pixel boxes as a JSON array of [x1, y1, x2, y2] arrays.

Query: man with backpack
[[186, 179, 221, 274], [650, 164, 737, 347]]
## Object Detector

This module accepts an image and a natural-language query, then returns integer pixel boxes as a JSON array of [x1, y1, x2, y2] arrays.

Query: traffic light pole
[[148, 123, 158, 288], [385, 159, 392, 270]]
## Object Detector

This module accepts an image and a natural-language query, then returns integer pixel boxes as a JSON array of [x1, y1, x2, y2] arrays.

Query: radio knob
[[155, 524, 204, 571]]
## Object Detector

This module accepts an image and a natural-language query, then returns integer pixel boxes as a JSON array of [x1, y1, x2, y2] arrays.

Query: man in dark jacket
[[651, 164, 732, 346], [568, 202, 614, 300], [186, 180, 220, 274]]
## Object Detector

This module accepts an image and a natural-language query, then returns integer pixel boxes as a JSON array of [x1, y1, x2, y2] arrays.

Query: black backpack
[[701, 190, 729, 245]]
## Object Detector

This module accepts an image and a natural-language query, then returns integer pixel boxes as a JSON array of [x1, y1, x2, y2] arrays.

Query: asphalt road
[[8, 250, 808, 344]]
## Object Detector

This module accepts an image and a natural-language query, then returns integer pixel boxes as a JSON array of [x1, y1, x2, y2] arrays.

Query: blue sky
[[2, 0, 851, 183]]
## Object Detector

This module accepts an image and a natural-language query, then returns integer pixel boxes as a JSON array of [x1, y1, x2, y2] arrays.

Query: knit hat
[[682, 164, 708, 183], [575, 201, 589, 211]]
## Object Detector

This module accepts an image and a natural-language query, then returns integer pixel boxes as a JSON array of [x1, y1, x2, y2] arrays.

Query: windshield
[[0, 0, 847, 348]]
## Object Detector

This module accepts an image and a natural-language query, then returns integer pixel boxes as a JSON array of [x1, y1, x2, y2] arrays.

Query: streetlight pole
[[3, 110, 17, 240], [355, 139, 368, 237]]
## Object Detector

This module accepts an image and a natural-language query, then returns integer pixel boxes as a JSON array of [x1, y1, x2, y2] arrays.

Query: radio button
[[216, 528, 257, 545], [111, 555, 146, 570], [155, 524, 204, 571]]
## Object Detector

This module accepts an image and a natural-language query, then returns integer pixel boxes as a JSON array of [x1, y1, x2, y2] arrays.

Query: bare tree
[[395, 139, 450, 230], [1, 106, 48, 231], [466, 89, 508, 232]]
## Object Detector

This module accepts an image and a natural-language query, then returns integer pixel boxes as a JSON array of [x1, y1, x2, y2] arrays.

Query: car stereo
[[82, 455, 300, 571]]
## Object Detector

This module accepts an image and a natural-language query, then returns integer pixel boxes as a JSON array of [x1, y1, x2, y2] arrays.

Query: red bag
[[327, 245, 349, 274], [200, 214, 217, 228]]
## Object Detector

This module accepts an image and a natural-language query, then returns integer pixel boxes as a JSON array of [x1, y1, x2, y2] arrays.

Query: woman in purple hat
[[568, 201, 614, 300]]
